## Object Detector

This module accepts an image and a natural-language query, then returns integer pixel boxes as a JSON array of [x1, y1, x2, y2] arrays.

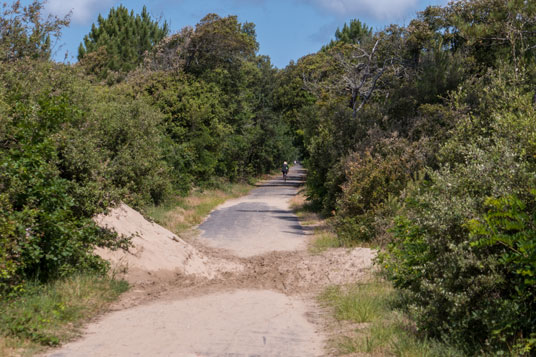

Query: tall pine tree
[[322, 19, 372, 50], [78, 5, 168, 79]]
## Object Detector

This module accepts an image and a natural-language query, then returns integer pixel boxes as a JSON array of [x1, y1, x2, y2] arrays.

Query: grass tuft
[[0, 275, 128, 354], [320, 281, 392, 324], [320, 277, 465, 356], [289, 191, 319, 225], [309, 231, 340, 254]]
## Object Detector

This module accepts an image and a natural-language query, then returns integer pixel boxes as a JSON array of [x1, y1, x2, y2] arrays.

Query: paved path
[[48, 290, 322, 357], [198, 165, 307, 257], [47, 165, 325, 357]]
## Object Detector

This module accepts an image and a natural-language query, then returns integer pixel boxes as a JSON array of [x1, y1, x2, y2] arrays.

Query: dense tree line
[[0, 2, 294, 295], [1, 0, 535, 354], [275, 0, 536, 353]]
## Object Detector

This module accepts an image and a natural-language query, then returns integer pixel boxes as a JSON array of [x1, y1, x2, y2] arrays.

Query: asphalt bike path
[[48, 165, 325, 357]]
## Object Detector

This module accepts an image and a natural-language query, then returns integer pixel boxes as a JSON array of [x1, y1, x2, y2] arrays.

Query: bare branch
[[302, 35, 407, 116]]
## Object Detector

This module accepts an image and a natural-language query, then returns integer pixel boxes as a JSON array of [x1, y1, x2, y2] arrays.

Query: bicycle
[[282, 161, 289, 182]]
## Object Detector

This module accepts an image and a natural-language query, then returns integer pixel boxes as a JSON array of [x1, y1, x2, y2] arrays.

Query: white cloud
[[305, 0, 419, 20], [46, 0, 114, 24]]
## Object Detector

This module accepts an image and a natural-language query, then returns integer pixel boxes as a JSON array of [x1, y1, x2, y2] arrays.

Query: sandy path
[[46, 166, 374, 357], [48, 290, 323, 357]]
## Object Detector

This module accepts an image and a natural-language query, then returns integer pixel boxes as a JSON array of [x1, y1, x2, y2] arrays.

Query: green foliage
[[335, 19, 372, 45], [145, 14, 257, 78], [379, 71, 536, 353], [185, 14, 258, 76], [272, 62, 316, 157], [0, 275, 127, 346], [0, 57, 173, 293], [289, 20, 452, 216], [445, 0, 536, 70], [322, 18, 372, 50], [467, 194, 536, 353], [0, 89, 118, 292], [301, 101, 373, 213], [78, 5, 168, 80], [335, 138, 429, 244], [138, 15, 294, 187], [80, 85, 172, 205], [0, 1, 69, 62], [0, 69, 148, 289]]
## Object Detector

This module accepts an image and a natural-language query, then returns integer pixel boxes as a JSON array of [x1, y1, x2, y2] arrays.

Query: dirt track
[[46, 166, 374, 357]]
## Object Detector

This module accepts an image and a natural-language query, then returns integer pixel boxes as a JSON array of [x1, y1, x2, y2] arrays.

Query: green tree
[[185, 13, 258, 76], [323, 19, 372, 50], [138, 13, 298, 186], [145, 14, 257, 76], [78, 5, 168, 80], [0, 0, 69, 62]]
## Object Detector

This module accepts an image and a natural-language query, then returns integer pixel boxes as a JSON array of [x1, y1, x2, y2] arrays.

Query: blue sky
[[39, 0, 449, 68]]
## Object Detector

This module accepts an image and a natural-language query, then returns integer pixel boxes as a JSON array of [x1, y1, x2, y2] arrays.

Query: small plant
[[0, 275, 128, 349], [320, 281, 391, 324], [319, 278, 464, 356], [309, 231, 340, 254]]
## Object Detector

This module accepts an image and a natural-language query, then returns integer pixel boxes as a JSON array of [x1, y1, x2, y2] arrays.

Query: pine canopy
[[78, 5, 168, 75]]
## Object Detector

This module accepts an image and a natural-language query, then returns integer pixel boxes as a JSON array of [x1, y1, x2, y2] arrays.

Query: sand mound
[[94, 204, 242, 280], [237, 247, 376, 293]]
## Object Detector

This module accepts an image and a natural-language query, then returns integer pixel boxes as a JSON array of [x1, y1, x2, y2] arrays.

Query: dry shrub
[[334, 136, 430, 245]]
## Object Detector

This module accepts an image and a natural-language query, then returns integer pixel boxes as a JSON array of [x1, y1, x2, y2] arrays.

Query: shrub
[[379, 71, 536, 354], [334, 137, 430, 244], [0, 93, 126, 293], [60, 84, 172, 206], [0, 60, 170, 294], [467, 194, 536, 353]]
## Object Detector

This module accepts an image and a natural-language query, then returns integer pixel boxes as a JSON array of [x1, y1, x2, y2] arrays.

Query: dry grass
[[145, 183, 254, 234], [289, 192, 319, 225], [309, 231, 341, 254], [0, 337, 21, 357], [0, 275, 128, 356], [290, 191, 341, 254]]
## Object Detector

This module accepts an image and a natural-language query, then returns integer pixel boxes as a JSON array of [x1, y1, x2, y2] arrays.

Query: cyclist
[[282, 161, 289, 181]]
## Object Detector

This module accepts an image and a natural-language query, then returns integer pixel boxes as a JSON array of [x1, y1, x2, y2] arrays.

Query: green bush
[[467, 194, 536, 353], [379, 71, 536, 354], [334, 137, 429, 244], [303, 102, 373, 214], [0, 60, 172, 294], [61, 84, 172, 206], [0, 92, 124, 293]]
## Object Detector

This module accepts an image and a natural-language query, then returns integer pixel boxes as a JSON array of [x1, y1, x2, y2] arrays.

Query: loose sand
[[46, 166, 375, 356], [94, 203, 242, 283]]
